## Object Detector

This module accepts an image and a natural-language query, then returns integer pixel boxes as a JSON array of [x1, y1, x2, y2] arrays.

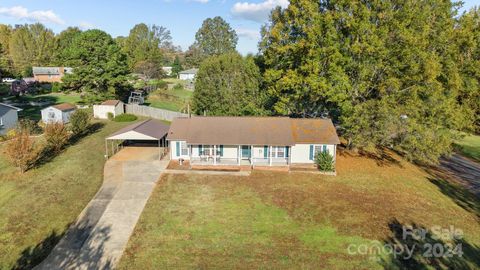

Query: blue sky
[[0, 0, 478, 55]]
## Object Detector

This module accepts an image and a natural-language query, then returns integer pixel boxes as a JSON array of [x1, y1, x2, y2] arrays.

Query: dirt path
[[35, 147, 168, 270]]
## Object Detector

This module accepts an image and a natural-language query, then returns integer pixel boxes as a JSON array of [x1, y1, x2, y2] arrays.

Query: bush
[[51, 82, 61, 93], [107, 112, 114, 120], [173, 83, 183, 90], [5, 129, 40, 172], [70, 109, 91, 135], [17, 119, 42, 135], [44, 122, 69, 153], [314, 151, 335, 172], [113, 113, 137, 122]]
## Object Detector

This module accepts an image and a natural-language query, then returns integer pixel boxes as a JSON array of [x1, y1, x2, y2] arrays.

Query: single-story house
[[41, 103, 76, 124], [167, 117, 340, 168], [178, 68, 198, 80], [93, 100, 124, 119], [32, 67, 73, 83], [0, 103, 22, 135]]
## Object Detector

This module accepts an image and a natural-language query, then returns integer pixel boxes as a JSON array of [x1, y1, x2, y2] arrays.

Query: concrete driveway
[[36, 147, 168, 270]]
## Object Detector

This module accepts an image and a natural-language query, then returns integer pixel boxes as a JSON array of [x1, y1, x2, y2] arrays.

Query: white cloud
[[0, 6, 65, 25], [78, 21, 95, 30], [192, 0, 209, 3], [231, 0, 288, 23], [236, 27, 260, 40]]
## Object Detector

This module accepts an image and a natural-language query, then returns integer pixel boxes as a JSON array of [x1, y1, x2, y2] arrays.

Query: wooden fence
[[125, 104, 188, 122]]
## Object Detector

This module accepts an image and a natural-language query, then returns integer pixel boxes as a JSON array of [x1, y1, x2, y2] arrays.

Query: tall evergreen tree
[[192, 52, 265, 115], [61, 29, 130, 103], [53, 27, 82, 65]]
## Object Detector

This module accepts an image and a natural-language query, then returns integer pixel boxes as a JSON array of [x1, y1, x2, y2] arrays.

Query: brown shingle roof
[[52, 103, 76, 111], [167, 116, 340, 145], [107, 119, 170, 140], [101, 100, 121, 106], [290, 118, 340, 144]]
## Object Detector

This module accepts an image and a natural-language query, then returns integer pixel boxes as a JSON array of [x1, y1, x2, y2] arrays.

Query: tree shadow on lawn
[[339, 146, 403, 168], [424, 165, 480, 220], [34, 122, 105, 168], [14, 207, 113, 269], [380, 219, 480, 270]]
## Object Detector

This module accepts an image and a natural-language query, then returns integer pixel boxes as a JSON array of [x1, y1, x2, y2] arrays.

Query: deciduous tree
[[192, 52, 264, 115], [194, 16, 238, 57]]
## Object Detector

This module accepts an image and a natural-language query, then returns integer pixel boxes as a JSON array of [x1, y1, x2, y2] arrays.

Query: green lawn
[[118, 153, 480, 269], [456, 134, 480, 161], [145, 87, 193, 112], [4, 92, 83, 121], [0, 120, 133, 269]]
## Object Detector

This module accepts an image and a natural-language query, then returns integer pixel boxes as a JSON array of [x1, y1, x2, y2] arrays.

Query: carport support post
[[213, 145, 217, 165], [158, 139, 161, 160], [238, 145, 240, 165], [105, 139, 108, 158]]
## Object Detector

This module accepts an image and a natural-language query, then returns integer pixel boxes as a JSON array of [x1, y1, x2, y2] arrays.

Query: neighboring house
[[178, 68, 198, 80], [93, 100, 124, 119], [41, 103, 76, 124], [167, 117, 340, 168], [32, 67, 73, 83], [0, 103, 22, 135], [162, 66, 173, 76]]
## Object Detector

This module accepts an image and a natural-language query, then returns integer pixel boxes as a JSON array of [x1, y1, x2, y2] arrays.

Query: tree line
[[191, 1, 480, 164]]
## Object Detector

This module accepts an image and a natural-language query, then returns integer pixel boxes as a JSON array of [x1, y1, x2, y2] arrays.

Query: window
[[48, 112, 55, 119], [314, 145, 328, 156], [277, 147, 285, 158], [270, 146, 286, 158], [180, 141, 188, 156]]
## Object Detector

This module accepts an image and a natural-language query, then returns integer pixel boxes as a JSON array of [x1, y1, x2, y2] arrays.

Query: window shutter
[[199, 145, 202, 155], [322, 145, 327, 153], [309, 145, 314, 160], [176, 142, 180, 156], [285, 146, 289, 157], [220, 145, 224, 156], [264, 146, 268, 158]]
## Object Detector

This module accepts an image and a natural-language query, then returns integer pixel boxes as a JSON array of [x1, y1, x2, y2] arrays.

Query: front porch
[[188, 144, 290, 167]]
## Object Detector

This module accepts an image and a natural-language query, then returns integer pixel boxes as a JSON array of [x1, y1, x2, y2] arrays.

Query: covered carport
[[105, 119, 170, 160]]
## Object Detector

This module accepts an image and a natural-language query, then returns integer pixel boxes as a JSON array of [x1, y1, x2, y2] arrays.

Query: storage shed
[[93, 100, 124, 119], [41, 103, 76, 124]]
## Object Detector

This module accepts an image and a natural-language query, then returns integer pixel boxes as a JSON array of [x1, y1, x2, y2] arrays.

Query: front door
[[241, 145, 251, 159]]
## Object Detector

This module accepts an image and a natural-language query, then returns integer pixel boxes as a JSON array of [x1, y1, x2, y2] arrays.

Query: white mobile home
[[41, 103, 76, 124], [0, 103, 22, 135], [167, 117, 340, 168], [93, 100, 124, 119]]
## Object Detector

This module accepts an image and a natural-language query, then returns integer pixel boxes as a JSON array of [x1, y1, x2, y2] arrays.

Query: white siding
[[179, 73, 195, 80], [290, 144, 336, 164], [170, 140, 190, 160], [41, 107, 63, 123], [93, 103, 124, 119], [0, 109, 19, 135]]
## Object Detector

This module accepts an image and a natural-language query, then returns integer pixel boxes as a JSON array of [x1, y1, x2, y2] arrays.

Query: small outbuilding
[[93, 100, 124, 119], [105, 119, 170, 159], [41, 103, 76, 124], [178, 68, 198, 80], [0, 103, 22, 135]]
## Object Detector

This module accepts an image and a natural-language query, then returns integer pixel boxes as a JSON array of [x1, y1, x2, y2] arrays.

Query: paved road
[[439, 153, 480, 196], [36, 147, 168, 270]]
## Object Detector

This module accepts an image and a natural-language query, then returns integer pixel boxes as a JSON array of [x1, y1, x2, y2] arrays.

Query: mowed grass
[[0, 120, 132, 269], [118, 152, 480, 269], [456, 133, 480, 161]]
